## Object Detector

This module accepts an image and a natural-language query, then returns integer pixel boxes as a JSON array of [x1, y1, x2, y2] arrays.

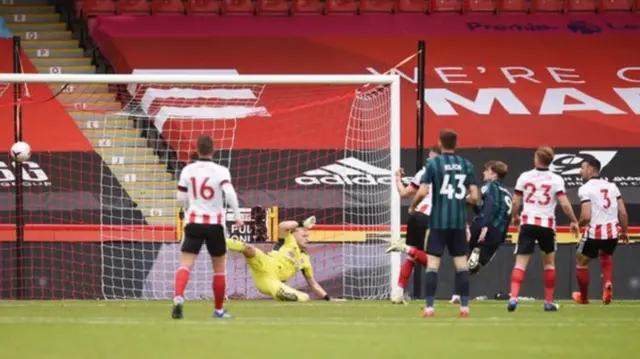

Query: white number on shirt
[[190, 177, 215, 200], [504, 195, 513, 215], [440, 174, 467, 200]]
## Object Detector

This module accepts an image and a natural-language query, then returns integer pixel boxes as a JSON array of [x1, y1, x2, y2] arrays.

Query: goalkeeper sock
[[174, 266, 190, 297], [213, 273, 226, 311], [226, 238, 246, 252]]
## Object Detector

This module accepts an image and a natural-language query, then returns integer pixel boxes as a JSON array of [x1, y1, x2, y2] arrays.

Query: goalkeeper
[[226, 216, 336, 302]]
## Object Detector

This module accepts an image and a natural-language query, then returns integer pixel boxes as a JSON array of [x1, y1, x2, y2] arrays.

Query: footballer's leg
[[448, 229, 471, 317], [206, 225, 231, 319], [275, 283, 310, 302], [392, 213, 428, 303], [538, 228, 559, 312], [422, 230, 445, 317], [508, 225, 536, 312], [599, 239, 618, 304], [573, 238, 596, 304], [172, 224, 204, 319]]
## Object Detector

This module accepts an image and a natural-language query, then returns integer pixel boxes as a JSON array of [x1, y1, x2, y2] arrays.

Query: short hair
[[485, 160, 508, 180], [439, 129, 457, 150], [535, 146, 554, 167], [430, 144, 441, 155], [583, 157, 601, 172], [196, 135, 214, 157]]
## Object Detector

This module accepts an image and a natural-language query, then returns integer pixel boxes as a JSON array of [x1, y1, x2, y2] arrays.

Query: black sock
[[455, 270, 470, 307], [425, 269, 438, 307]]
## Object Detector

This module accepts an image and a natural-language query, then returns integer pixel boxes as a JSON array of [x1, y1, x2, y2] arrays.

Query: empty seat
[[565, 0, 596, 10], [186, 0, 221, 14], [82, 0, 116, 18], [530, 0, 564, 11], [257, 0, 291, 14], [598, 0, 632, 10], [325, 0, 359, 13], [221, 0, 256, 14], [117, 0, 151, 14], [636, 0, 639, 11], [396, 0, 427, 12], [498, 0, 530, 11], [429, 0, 463, 12], [360, 0, 395, 13], [291, 0, 325, 14], [151, 0, 185, 13], [463, 0, 497, 11]]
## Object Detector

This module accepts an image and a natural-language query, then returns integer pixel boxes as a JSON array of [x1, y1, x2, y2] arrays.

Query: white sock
[[173, 296, 184, 305]]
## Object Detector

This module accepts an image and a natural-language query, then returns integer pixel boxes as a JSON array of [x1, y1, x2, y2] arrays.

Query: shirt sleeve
[[410, 169, 423, 189], [514, 174, 525, 195], [612, 184, 622, 199], [220, 167, 232, 187], [420, 162, 434, 185], [578, 185, 590, 203], [300, 253, 314, 279], [556, 177, 566, 197], [177, 167, 189, 192]]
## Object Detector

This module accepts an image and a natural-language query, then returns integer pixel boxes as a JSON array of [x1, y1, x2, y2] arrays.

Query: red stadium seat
[[635, 0, 639, 11], [325, 0, 359, 14], [82, 0, 116, 18], [530, 0, 564, 11], [257, 0, 291, 15], [396, 0, 427, 12], [291, 0, 325, 14], [498, 0, 530, 11], [429, 0, 463, 12], [221, 0, 256, 14], [186, 0, 221, 14], [151, 0, 185, 14], [463, 0, 497, 11], [565, 0, 596, 10], [598, 0, 632, 10], [360, 0, 395, 13], [117, 0, 151, 14]]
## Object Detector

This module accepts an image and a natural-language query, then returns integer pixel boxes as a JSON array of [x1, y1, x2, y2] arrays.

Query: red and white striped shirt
[[514, 168, 566, 229], [578, 177, 621, 240], [177, 160, 237, 225], [410, 167, 432, 216]]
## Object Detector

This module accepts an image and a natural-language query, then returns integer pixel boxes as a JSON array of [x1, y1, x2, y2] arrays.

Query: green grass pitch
[[1, 300, 638, 359]]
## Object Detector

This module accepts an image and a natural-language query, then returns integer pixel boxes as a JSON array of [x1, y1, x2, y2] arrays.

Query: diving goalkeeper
[[226, 215, 338, 302]]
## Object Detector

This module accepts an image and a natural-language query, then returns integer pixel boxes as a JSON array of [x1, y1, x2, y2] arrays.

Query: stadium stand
[[498, 0, 530, 12], [395, 0, 428, 12], [463, 0, 497, 12], [220, 0, 256, 14], [256, 0, 291, 15], [116, 0, 151, 14], [325, 0, 359, 14], [428, 0, 463, 12], [151, 0, 187, 14], [359, 0, 396, 13], [291, 0, 325, 14], [186, 0, 222, 14]]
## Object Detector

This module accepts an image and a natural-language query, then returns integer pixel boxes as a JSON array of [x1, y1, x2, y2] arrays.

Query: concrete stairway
[[0, 4, 177, 225]]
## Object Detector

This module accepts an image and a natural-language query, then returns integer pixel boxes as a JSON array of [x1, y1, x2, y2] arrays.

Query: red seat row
[[80, 0, 638, 17]]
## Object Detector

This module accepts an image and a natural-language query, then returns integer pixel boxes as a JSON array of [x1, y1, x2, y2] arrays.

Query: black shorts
[[469, 223, 506, 266], [577, 237, 618, 259], [516, 224, 556, 255], [181, 223, 227, 257], [426, 229, 467, 258], [405, 213, 429, 250]]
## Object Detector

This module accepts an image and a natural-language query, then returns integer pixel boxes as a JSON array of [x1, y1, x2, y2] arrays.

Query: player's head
[[483, 160, 508, 181], [293, 227, 310, 251], [534, 146, 554, 169], [428, 144, 441, 160], [196, 135, 215, 159], [580, 157, 601, 180], [438, 129, 457, 151]]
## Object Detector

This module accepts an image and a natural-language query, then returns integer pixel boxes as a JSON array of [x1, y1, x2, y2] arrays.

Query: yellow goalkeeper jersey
[[268, 233, 313, 282]]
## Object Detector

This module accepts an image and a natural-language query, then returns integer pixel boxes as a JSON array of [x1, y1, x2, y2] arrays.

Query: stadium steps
[[2, 3, 177, 226]]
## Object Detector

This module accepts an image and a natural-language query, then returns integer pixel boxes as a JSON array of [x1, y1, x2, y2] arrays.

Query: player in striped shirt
[[508, 146, 579, 312], [172, 135, 243, 320], [389, 145, 440, 304], [573, 158, 629, 305]]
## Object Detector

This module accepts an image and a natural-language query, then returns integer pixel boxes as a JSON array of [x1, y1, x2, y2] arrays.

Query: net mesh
[[0, 78, 394, 300]]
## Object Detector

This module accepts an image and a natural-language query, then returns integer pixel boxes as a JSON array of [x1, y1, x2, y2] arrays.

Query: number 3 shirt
[[514, 168, 566, 230], [578, 177, 621, 240]]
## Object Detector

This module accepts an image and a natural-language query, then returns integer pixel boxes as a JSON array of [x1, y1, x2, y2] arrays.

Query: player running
[[508, 146, 579, 312], [172, 135, 243, 320], [226, 215, 338, 302], [390, 145, 441, 304], [572, 158, 629, 305], [388, 129, 479, 317]]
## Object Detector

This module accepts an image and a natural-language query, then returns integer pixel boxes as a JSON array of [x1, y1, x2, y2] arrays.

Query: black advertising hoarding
[[0, 152, 145, 225]]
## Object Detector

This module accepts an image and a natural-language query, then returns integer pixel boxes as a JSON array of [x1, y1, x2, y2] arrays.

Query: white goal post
[[1, 73, 402, 300]]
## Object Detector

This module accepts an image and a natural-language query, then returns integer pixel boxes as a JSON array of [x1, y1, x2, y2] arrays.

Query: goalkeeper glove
[[302, 216, 316, 230]]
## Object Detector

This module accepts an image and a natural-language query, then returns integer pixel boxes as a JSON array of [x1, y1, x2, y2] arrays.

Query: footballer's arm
[[578, 201, 591, 227], [176, 171, 189, 208], [410, 184, 429, 212], [395, 169, 418, 198], [221, 175, 242, 223], [467, 184, 480, 205], [618, 197, 629, 243], [558, 195, 580, 236], [511, 191, 522, 226], [303, 271, 331, 301], [278, 216, 316, 235]]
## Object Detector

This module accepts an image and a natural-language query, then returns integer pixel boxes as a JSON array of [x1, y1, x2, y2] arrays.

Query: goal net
[[0, 73, 401, 301]]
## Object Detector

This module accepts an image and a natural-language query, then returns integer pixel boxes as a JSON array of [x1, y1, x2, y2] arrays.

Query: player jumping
[[572, 158, 629, 305], [226, 216, 337, 302], [390, 145, 441, 304], [172, 135, 243, 320], [508, 146, 579, 312], [388, 129, 479, 317]]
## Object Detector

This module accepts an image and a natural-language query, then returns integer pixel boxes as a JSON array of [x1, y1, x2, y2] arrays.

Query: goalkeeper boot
[[385, 238, 407, 254], [449, 295, 461, 304], [213, 309, 233, 319], [467, 248, 481, 272]]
